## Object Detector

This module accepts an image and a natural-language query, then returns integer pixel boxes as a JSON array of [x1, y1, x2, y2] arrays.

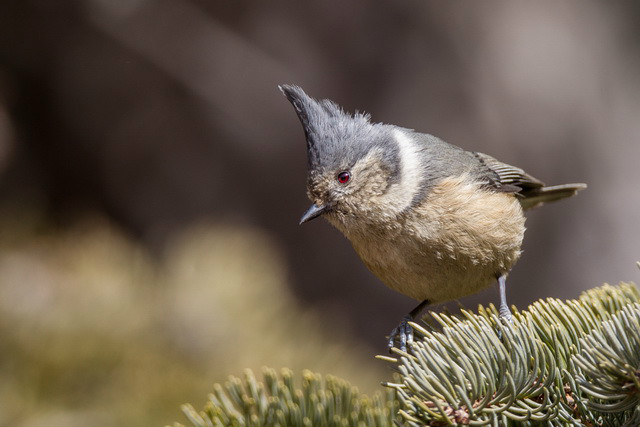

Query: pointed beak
[[299, 203, 329, 224]]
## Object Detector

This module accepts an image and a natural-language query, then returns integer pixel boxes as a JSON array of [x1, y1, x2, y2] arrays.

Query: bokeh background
[[1, 1, 639, 426]]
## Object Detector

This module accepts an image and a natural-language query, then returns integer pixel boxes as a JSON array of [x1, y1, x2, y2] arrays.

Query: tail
[[519, 183, 587, 210]]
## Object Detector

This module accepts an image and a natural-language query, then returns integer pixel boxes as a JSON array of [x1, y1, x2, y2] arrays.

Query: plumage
[[280, 84, 586, 350], [473, 151, 587, 209]]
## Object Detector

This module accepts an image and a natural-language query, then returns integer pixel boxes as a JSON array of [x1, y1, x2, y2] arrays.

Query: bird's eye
[[337, 171, 351, 184]]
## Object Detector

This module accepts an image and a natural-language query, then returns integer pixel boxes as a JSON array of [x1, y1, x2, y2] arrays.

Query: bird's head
[[280, 85, 407, 230]]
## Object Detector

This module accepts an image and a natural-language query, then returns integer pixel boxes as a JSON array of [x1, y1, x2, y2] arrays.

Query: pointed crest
[[279, 84, 384, 172], [279, 84, 329, 166]]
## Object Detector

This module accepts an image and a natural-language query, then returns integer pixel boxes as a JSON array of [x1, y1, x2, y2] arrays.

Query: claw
[[387, 315, 413, 353], [387, 300, 429, 353], [497, 274, 513, 321], [500, 307, 513, 322]]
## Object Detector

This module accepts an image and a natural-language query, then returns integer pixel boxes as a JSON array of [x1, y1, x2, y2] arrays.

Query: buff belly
[[343, 176, 526, 303]]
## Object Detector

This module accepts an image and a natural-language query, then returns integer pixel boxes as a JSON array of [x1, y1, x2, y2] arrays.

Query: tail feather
[[519, 183, 587, 210]]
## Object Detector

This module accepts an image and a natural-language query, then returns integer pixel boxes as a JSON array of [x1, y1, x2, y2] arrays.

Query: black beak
[[299, 203, 329, 224]]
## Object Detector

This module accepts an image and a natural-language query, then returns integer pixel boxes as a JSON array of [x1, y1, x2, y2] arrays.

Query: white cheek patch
[[380, 129, 423, 213]]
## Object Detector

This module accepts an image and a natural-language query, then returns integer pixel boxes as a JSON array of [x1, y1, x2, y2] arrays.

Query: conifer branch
[[177, 367, 398, 427], [175, 283, 640, 427]]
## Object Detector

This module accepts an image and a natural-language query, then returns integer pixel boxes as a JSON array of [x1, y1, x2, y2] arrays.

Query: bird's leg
[[388, 299, 429, 352], [497, 273, 512, 321]]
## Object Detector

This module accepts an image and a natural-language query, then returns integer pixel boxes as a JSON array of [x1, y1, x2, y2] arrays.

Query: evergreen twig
[[178, 367, 398, 427], [176, 283, 640, 427]]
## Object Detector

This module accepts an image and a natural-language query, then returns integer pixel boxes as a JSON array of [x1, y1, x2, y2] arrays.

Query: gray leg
[[497, 274, 512, 320]]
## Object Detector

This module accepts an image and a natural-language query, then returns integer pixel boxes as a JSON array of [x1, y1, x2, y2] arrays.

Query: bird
[[279, 84, 586, 352]]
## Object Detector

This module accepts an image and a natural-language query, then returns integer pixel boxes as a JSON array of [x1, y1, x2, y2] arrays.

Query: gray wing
[[472, 152, 586, 210], [473, 152, 545, 192]]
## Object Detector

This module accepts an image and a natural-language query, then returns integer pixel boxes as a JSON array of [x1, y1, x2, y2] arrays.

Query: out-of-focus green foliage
[[0, 213, 385, 426], [179, 368, 398, 427], [179, 283, 640, 427]]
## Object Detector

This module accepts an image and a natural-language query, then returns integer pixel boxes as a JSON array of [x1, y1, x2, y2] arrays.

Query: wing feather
[[472, 151, 586, 209], [473, 151, 544, 191]]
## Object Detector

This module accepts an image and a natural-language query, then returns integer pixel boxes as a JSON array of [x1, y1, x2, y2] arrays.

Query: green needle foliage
[[382, 283, 640, 426], [176, 283, 640, 427], [178, 367, 398, 427]]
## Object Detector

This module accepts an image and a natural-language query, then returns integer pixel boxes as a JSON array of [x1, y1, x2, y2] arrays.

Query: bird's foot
[[497, 273, 513, 322], [387, 315, 414, 353], [497, 299, 513, 340], [499, 303, 513, 322]]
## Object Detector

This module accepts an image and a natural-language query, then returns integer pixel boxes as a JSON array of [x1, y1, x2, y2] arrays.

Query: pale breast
[[341, 175, 526, 303]]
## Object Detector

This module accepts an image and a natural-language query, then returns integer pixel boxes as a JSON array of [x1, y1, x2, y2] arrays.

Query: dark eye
[[337, 171, 351, 184]]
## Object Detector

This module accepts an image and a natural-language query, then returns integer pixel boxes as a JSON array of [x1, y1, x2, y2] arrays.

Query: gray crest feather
[[279, 84, 390, 173]]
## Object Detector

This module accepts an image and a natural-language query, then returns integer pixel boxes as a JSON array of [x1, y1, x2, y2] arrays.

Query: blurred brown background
[[0, 1, 639, 426]]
